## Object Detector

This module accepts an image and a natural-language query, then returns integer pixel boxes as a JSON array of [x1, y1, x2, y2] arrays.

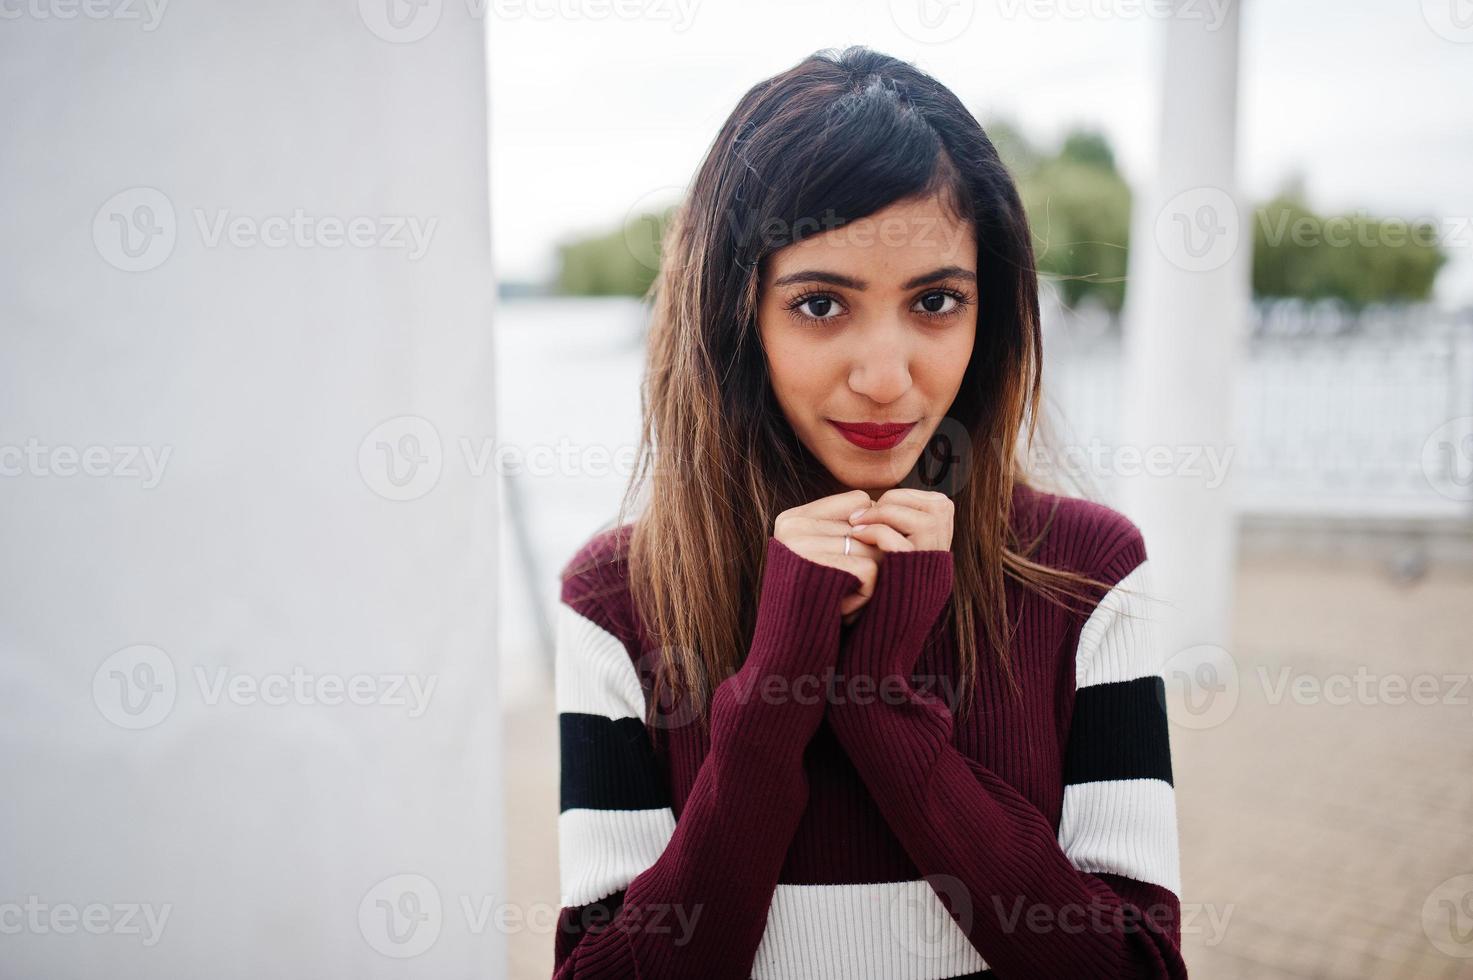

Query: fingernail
[[852, 523, 869, 531], [849, 508, 868, 522]]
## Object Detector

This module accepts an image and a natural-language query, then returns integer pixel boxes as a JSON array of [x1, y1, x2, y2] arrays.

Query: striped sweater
[[552, 483, 1185, 979]]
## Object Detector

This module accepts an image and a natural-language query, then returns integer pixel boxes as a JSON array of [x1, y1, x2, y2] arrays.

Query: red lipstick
[[827, 419, 918, 451]]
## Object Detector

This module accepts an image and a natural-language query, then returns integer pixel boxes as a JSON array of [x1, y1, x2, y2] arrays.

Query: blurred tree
[[553, 204, 672, 296], [1059, 129, 1116, 171], [1006, 123, 1132, 313], [1253, 189, 1446, 308]]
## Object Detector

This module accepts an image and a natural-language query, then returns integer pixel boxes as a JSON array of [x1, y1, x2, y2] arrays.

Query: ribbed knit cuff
[[842, 547, 953, 679], [745, 536, 862, 674], [711, 536, 862, 758]]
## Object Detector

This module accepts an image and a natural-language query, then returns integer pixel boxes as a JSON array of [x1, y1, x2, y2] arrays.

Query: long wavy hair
[[588, 46, 1120, 727]]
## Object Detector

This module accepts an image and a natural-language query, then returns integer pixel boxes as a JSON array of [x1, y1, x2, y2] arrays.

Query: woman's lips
[[827, 419, 918, 451]]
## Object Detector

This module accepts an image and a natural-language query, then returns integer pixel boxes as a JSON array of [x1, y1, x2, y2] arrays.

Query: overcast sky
[[488, 0, 1473, 306]]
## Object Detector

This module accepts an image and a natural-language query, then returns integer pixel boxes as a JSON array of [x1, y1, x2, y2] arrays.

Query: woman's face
[[757, 193, 978, 499]]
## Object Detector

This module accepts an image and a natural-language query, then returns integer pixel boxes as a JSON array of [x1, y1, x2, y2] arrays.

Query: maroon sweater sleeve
[[554, 537, 860, 978], [825, 548, 1187, 979]]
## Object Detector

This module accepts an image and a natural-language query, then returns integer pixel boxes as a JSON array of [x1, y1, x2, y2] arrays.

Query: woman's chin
[[824, 456, 918, 495]]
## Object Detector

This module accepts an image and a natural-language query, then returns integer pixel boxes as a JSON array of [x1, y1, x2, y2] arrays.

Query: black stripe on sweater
[[559, 712, 669, 812], [1063, 675, 1174, 786]]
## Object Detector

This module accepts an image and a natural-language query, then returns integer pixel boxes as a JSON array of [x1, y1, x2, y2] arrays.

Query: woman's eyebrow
[[771, 266, 977, 290]]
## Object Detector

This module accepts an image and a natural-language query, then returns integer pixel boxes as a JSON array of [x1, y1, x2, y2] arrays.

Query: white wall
[[0, 2, 504, 977]]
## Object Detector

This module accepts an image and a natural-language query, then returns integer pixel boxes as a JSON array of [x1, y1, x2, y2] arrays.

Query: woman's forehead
[[763, 202, 977, 286]]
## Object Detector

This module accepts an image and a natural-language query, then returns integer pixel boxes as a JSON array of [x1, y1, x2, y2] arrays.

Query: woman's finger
[[847, 522, 913, 553], [780, 515, 864, 538], [849, 502, 926, 536], [798, 489, 877, 521], [875, 488, 953, 516], [788, 533, 883, 564]]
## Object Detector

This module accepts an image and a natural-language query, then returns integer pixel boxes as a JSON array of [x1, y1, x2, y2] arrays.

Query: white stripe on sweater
[[752, 879, 988, 979], [558, 806, 677, 907], [1074, 559, 1160, 690], [555, 602, 645, 719], [1058, 779, 1181, 895], [560, 804, 991, 979]]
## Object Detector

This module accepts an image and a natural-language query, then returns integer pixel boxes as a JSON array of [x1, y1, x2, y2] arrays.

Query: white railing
[[1043, 303, 1473, 520]]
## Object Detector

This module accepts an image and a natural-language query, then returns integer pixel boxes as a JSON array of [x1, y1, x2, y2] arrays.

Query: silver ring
[[843, 534, 851, 556]]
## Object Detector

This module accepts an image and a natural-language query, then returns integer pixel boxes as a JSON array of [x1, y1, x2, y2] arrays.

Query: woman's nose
[[846, 323, 912, 405]]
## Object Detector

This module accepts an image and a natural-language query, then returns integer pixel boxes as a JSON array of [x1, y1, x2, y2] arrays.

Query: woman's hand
[[847, 488, 954, 553], [839, 489, 954, 621], [772, 489, 884, 623]]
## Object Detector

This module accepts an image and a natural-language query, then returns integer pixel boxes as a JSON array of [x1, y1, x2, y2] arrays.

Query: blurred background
[[2, 0, 1470, 978], [489, 2, 1473, 979]]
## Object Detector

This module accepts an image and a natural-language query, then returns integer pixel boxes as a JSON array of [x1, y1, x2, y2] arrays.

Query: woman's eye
[[915, 290, 958, 315], [793, 294, 843, 320]]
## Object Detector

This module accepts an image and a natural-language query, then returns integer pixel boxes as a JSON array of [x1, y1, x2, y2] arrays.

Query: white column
[[1119, 0, 1250, 660], [0, 2, 503, 977]]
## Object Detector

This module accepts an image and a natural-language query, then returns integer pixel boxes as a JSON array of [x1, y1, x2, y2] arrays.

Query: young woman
[[551, 46, 1184, 979]]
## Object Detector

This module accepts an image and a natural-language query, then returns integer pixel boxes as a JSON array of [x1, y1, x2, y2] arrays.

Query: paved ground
[[1172, 556, 1473, 979], [503, 555, 1473, 979]]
